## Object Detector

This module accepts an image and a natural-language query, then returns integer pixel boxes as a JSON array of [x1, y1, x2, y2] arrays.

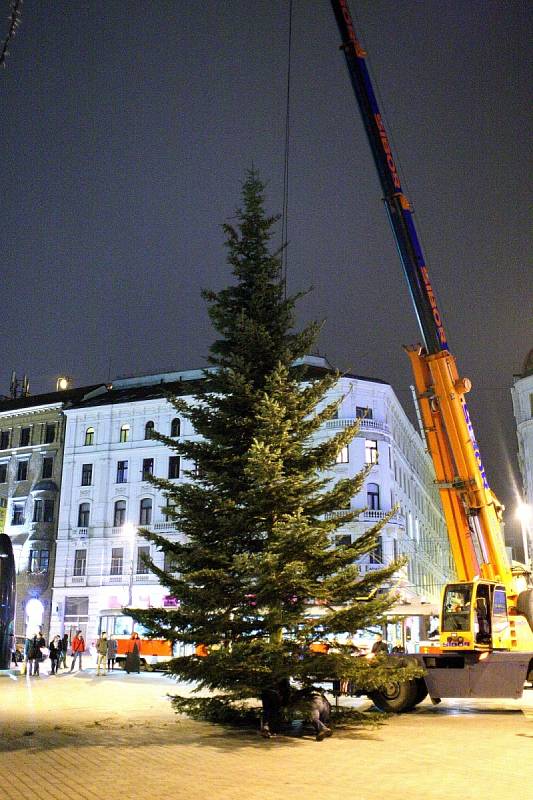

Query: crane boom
[[330, 0, 514, 590]]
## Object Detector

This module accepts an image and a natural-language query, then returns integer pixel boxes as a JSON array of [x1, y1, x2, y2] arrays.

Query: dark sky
[[2, 1, 531, 549]]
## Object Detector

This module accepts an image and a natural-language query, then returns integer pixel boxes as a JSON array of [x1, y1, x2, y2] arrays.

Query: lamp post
[[516, 502, 532, 568], [123, 523, 137, 607]]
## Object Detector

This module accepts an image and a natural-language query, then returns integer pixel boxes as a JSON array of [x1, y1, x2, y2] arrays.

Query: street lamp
[[516, 502, 532, 568], [123, 522, 137, 606]]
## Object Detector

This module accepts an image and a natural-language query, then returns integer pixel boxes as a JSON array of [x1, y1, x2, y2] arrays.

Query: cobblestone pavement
[[1, 666, 532, 800]]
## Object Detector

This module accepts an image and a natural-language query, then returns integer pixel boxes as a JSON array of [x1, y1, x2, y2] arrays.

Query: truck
[[330, 0, 533, 711]]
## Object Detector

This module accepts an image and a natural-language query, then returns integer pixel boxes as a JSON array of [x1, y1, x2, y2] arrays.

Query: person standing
[[59, 633, 69, 670], [371, 633, 389, 656], [124, 632, 141, 674], [96, 632, 108, 675], [27, 631, 46, 676], [69, 629, 85, 672], [106, 634, 118, 671], [49, 635, 61, 675]]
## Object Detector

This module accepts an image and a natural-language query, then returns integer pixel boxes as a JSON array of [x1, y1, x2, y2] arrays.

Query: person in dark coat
[[27, 631, 46, 676], [371, 633, 389, 655], [124, 632, 141, 673], [59, 633, 69, 669], [49, 635, 61, 674], [106, 634, 118, 671]]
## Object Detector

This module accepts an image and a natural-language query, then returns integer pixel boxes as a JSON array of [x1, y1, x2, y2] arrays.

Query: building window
[[20, 427, 31, 446], [44, 423, 56, 444], [164, 495, 178, 520], [33, 499, 43, 522], [41, 456, 53, 479], [139, 498, 152, 526], [0, 463, 7, 483], [356, 406, 373, 419], [116, 460, 128, 483], [365, 439, 378, 464], [17, 460, 28, 481], [168, 456, 180, 479], [84, 427, 95, 446], [81, 463, 93, 486], [367, 482, 380, 510], [11, 502, 24, 525], [170, 418, 181, 437], [29, 549, 49, 573], [110, 547, 123, 576], [335, 534, 352, 547], [142, 458, 154, 481], [73, 549, 87, 577], [113, 500, 126, 527], [164, 551, 179, 574], [78, 502, 90, 528], [137, 545, 150, 575], [119, 424, 130, 443], [0, 430, 10, 450], [335, 445, 349, 464], [44, 498, 54, 523], [145, 421, 155, 439]]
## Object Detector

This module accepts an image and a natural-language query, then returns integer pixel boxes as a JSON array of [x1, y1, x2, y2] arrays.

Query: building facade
[[0, 386, 96, 639], [511, 348, 533, 563], [49, 361, 453, 649]]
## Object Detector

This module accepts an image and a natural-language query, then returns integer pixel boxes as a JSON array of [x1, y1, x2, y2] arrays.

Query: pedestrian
[[59, 633, 69, 669], [124, 631, 141, 674], [49, 635, 62, 674], [106, 634, 118, 671], [96, 632, 108, 675], [371, 633, 389, 655], [69, 629, 85, 672], [27, 631, 46, 676]]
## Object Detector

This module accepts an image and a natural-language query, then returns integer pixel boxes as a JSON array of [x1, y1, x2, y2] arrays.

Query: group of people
[[19, 629, 139, 676]]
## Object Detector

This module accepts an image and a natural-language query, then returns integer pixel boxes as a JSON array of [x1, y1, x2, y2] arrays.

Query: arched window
[[170, 418, 181, 437], [78, 502, 90, 528], [144, 421, 155, 439], [119, 424, 130, 443], [84, 427, 94, 446], [139, 498, 152, 526], [114, 500, 126, 527], [367, 483, 380, 510]]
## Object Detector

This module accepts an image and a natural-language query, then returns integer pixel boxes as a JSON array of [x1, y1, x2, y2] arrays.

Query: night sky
[[2, 1, 531, 549]]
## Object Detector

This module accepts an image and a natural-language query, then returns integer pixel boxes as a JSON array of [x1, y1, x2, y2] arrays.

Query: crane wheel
[[368, 679, 419, 713]]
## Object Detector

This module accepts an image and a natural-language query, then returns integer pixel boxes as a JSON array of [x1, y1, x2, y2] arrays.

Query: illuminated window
[[119, 424, 130, 443], [84, 427, 95, 446], [73, 549, 87, 577], [365, 439, 378, 464], [110, 547, 123, 576], [335, 446, 349, 464]]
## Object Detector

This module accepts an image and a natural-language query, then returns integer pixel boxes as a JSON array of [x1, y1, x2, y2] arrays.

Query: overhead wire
[[280, 0, 293, 296]]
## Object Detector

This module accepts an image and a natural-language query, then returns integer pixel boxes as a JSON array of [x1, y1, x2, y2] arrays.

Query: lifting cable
[[280, 0, 293, 295]]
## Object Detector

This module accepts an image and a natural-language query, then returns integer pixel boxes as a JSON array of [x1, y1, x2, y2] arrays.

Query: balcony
[[325, 417, 389, 435], [66, 575, 87, 586], [324, 509, 404, 525]]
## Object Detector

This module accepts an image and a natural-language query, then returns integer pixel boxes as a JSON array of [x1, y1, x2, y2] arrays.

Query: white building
[[511, 349, 533, 564], [49, 360, 453, 648]]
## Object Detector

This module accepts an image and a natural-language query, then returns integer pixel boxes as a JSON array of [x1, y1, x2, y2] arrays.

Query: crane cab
[[439, 581, 511, 652]]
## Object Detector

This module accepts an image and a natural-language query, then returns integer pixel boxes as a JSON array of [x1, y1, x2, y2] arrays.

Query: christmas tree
[[130, 170, 421, 721]]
